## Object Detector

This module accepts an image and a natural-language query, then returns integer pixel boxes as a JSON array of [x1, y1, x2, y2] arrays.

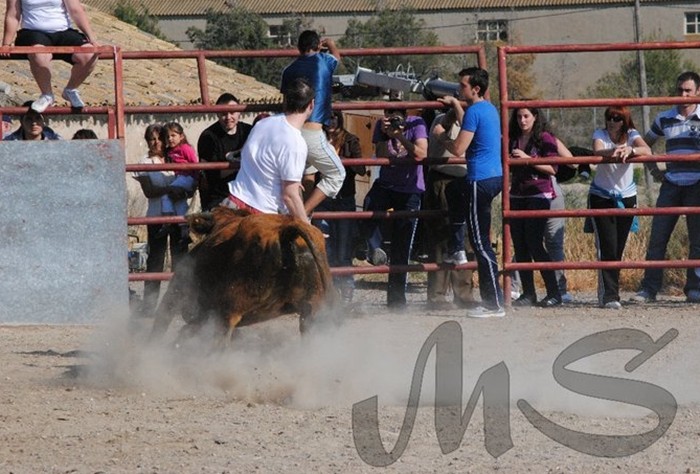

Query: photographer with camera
[[360, 108, 428, 307]]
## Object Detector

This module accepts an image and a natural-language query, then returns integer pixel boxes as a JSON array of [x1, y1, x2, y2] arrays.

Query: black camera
[[388, 115, 405, 130]]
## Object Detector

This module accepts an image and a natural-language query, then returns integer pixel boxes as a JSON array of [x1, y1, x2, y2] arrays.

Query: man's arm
[[322, 37, 341, 62], [282, 180, 308, 220], [436, 128, 473, 158], [643, 130, 664, 180]]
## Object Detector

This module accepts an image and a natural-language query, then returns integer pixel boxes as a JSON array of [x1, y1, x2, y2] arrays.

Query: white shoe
[[466, 306, 505, 318], [444, 250, 468, 265], [369, 248, 387, 266], [560, 292, 574, 304], [31, 94, 55, 113], [603, 301, 622, 310], [62, 88, 85, 108]]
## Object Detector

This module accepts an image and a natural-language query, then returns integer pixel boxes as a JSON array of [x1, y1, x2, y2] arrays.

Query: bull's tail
[[279, 223, 334, 301]]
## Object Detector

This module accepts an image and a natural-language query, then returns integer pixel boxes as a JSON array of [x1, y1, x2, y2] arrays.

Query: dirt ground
[[2, 282, 700, 473]]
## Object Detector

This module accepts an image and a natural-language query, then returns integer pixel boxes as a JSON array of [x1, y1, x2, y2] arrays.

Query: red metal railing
[[123, 45, 487, 282], [498, 40, 700, 304]]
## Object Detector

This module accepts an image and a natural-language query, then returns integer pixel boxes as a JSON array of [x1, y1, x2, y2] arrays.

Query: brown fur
[[150, 207, 336, 341]]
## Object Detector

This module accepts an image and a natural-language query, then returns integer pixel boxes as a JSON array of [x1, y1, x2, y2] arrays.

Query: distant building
[[83, 0, 700, 97]]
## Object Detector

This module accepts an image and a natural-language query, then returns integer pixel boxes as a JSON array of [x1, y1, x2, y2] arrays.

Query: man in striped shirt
[[631, 71, 700, 303]]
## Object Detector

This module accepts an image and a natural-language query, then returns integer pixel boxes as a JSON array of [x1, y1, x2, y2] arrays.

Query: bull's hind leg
[[299, 302, 313, 334]]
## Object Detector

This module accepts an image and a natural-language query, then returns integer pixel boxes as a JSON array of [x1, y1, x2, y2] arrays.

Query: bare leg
[[27, 49, 53, 95], [66, 47, 98, 90]]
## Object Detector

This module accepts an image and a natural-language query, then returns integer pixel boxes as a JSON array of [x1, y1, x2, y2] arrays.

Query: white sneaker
[[369, 248, 387, 266], [62, 88, 85, 108], [444, 250, 468, 265], [603, 301, 622, 310], [466, 306, 505, 318], [629, 290, 655, 303], [31, 94, 55, 113]]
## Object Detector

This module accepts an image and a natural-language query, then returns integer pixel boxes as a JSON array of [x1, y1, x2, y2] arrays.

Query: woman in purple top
[[508, 106, 562, 307]]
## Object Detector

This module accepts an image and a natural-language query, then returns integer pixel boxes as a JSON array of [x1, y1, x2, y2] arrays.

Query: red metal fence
[[4, 42, 698, 302]]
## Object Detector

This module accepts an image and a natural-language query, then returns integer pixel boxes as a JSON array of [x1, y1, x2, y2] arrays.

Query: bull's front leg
[[216, 313, 243, 351]]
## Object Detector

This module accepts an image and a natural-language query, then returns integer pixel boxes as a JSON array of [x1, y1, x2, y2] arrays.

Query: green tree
[[113, 0, 168, 41], [586, 47, 696, 99], [187, 7, 289, 86], [338, 8, 442, 77]]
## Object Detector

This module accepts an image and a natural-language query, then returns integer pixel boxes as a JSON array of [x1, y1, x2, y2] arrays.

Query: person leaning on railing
[[631, 71, 700, 304], [589, 106, 651, 310]]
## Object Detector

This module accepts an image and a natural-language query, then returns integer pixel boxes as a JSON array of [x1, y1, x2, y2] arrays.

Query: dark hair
[[144, 123, 166, 157], [20, 100, 42, 119], [329, 109, 343, 129], [215, 92, 240, 105], [459, 67, 489, 96], [282, 77, 315, 114], [163, 121, 189, 145], [72, 129, 97, 139], [253, 113, 270, 125], [298, 30, 320, 54], [508, 106, 548, 152], [604, 106, 635, 144], [676, 71, 700, 90]]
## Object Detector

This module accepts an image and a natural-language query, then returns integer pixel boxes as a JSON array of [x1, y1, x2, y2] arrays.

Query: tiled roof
[[83, 0, 660, 16], [0, 5, 281, 106]]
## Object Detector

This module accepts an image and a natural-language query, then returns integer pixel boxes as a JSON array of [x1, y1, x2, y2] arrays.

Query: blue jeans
[[447, 176, 504, 309], [640, 180, 700, 297], [313, 195, 358, 291], [361, 184, 422, 306]]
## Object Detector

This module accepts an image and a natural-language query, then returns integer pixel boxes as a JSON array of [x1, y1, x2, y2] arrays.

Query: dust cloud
[[80, 305, 700, 418]]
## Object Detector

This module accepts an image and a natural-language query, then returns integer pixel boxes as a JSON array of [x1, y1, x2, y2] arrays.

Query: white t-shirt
[[132, 156, 174, 217], [591, 128, 639, 198], [228, 114, 307, 214], [21, 0, 71, 33]]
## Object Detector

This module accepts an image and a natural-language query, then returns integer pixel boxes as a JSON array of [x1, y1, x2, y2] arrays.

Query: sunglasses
[[607, 115, 624, 122]]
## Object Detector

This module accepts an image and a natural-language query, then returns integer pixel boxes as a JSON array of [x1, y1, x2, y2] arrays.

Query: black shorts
[[15, 28, 89, 64]]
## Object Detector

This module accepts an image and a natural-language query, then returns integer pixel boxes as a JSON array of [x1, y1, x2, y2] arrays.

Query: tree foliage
[[186, 7, 291, 86], [338, 8, 442, 77], [586, 46, 697, 99], [481, 39, 539, 108], [113, 0, 167, 41]]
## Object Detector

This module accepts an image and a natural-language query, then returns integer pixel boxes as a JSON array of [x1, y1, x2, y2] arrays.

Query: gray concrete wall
[[0, 140, 128, 323]]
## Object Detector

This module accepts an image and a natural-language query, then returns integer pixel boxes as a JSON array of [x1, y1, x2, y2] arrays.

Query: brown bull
[[150, 207, 336, 341]]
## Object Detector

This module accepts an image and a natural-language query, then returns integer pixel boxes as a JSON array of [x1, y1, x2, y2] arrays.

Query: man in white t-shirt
[[223, 78, 315, 220]]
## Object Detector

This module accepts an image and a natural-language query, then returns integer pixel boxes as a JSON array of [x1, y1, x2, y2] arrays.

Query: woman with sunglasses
[[589, 106, 651, 309]]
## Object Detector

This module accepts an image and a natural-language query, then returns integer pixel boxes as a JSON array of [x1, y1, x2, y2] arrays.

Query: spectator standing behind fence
[[280, 30, 345, 215], [222, 77, 314, 220], [631, 71, 700, 304], [434, 67, 505, 318], [313, 110, 366, 304], [197, 93, 253, 211], [2, 114, 13, 138], [131, 124, 187, 316], [507, 106, 562, 308], [71, 128, 96, 139], [425, 109, 474, 309], [359, 108, 428, 308], [590, 106, 651, 309], [154, 122, 198, 241], [4, 100, 61, 140], [2, 0, 99, 112]]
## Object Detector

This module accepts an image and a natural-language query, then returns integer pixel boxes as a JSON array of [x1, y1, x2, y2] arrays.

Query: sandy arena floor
[[1, 283, 699, 473]]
